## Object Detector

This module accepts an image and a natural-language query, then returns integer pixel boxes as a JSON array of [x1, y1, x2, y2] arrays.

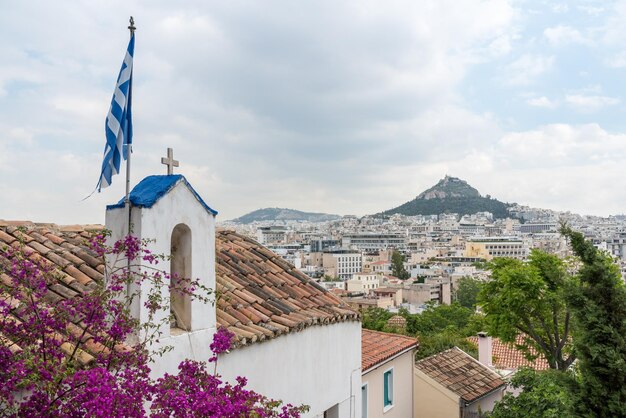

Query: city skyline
[[2, 0, 626, 223]]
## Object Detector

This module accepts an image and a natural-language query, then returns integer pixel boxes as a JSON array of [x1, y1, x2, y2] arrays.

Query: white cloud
[[488, 34, 514, 56], [577, 5, 605, 16], [0, 0, 521, 223], [503, 54, 554, 85], [605, 51, 626, 68], [544, 25, 589, 46], [565, 94, 621, 111], [526, 96, 558, 108], [368, 123, 626, 216], [486, 124, 626, 214], [1, 1, 626, 222], [551, 3, 569, 13]]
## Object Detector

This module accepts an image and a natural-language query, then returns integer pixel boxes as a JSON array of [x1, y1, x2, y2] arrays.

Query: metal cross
[[161, 148, 179, 175]]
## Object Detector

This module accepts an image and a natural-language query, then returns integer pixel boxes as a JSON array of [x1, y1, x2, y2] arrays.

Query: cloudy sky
[[1, 0, 626, 223]]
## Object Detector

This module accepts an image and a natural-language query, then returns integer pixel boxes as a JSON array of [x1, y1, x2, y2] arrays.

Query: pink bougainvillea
[[0, 230, 307, 417]]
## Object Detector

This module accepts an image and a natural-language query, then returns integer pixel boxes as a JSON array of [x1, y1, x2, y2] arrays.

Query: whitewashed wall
[[105, 180, 217, 375], [219, 322, 362, 418]]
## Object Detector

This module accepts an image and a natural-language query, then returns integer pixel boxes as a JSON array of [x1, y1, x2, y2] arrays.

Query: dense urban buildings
[[222, 204, 626, 314]]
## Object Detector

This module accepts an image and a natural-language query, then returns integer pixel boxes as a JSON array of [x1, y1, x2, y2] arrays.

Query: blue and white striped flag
[[97, 35, 134, 191]]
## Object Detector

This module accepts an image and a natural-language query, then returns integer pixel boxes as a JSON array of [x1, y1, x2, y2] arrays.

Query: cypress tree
[[562, 226, 626, 417]]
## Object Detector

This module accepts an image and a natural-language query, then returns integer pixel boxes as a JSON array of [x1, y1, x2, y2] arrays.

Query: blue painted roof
[[106, 175, 218, 215]]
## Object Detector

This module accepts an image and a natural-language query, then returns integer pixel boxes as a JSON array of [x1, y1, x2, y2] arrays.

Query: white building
[[256, 225, 287, 244], [342, 233, 407, 251], [321, 250, 363, 280], [346, 272, 380, 294], [465, 237, 528, 260], [89, 174, 364, 417]]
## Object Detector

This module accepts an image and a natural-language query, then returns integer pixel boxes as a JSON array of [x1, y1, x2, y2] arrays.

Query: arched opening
[[170, 223, 192, 331]]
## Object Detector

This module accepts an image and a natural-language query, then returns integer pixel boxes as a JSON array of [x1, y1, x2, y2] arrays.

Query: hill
[[231, 208, 341, 224], [382, 176, 512, 219]]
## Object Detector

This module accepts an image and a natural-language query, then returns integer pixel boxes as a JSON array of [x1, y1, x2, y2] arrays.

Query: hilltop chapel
[[0, 160, 362, 417]]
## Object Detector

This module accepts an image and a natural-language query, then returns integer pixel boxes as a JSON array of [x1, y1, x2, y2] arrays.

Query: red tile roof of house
[[415, 347, 506, 403], [467, 335, 550, 371], [361, 329, 418, 372], [0, 222, 359, 353]]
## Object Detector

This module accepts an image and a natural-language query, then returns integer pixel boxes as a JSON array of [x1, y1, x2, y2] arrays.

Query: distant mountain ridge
[[232, 208, 341, 224], [382, 176, 512, 219]]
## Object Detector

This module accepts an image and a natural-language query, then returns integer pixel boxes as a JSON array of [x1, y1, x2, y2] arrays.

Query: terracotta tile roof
[[386, 315, 407, 329], [361, 329, 418, 372], [415, 347, 506, 403], [0, 222, 359, 352], [215, 230, 359, 347], [0, 221, 108, 366], [467, 335, 550, 371]]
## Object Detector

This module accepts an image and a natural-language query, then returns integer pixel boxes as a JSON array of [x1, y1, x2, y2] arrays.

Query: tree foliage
[[361, 303, 485, 360], [414, 329, 479, 360], [455, 276, 483, 309], [561, 226, 626, 418], [391, 250, 410, 280], [404, 302, 484, 337], [360, 307, 394, 332], [488, 368, 575, 418], [479, 250, 575, 370]]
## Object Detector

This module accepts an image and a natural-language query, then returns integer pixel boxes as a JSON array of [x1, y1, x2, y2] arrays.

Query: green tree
[[455, 276, 483, 309], [414, 328, 479, 360], [561, 226, 626, 417], [406, 302, 484, 336], [361, 307, 394, 331], [391, 250, 410, 280], [405, 303, 485, 360], [479, 250, 575, 370], [488, 368, 575, 418]]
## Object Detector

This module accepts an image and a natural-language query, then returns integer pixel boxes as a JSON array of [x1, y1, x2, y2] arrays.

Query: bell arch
[[170, 223, 192, 331]]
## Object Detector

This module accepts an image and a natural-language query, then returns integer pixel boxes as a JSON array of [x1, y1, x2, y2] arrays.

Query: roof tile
[[1, 223, 359, 355], [415, 347, 506, 403], [362, 329, 418, 372], [467, 336, 550, 371]]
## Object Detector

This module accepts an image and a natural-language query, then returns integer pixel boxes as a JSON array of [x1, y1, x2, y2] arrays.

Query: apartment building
[[317, 250, 363, 280], [342, 233, 407, 251], [256, 226, 287, 244], [464, 237, 528, 260], [346, 272, 380, 293]]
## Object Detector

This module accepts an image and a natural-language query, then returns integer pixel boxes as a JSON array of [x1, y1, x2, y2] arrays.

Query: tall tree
[[561, 226, 626, 417], [479, 250, 575, 370], [455, 276, 483, 309], [391, 250, 410, 280]]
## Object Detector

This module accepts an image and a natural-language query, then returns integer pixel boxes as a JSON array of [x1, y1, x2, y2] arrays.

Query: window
[[383, 368, 394, 411], [361, 383, 368, 418]]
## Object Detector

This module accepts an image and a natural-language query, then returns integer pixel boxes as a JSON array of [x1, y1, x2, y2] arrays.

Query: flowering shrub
[[0, 229, 306, 417]]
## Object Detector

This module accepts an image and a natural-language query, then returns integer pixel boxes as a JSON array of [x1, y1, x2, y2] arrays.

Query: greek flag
[[97, 35, 134, 191]]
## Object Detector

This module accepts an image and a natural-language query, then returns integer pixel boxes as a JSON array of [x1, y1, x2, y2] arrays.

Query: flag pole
[[126, 16, 136, 299], [126, 16, 136, 235]]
